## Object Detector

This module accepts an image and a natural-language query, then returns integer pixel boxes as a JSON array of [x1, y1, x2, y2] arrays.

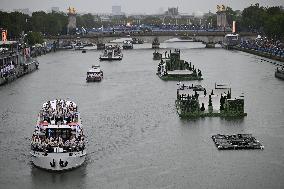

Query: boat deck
[[167, 70, 193, 75]]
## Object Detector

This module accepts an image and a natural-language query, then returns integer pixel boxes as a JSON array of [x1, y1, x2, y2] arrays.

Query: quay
[[233, 46, 284, 62], [157, 49, 203, 81], [0, 41, 39, 86], [176, 83, 247, 118], [212, 134, 264, 150]]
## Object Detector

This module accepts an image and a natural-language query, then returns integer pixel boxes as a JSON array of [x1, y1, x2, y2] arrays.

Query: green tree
[[24, 31, 43, 45], [241, 3, 267, 32], [141, 16, 162, 25], [31, 11, 47, 33]]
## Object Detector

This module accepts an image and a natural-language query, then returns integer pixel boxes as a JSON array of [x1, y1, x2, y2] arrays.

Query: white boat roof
[[225, 33, 239, 37], [88, 67, 101, 72], [45, 125, 77, 129], [42, 99, 77, 109]]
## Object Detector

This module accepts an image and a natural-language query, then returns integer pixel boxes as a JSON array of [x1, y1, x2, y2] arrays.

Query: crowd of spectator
[[239, 36, 284, 58]]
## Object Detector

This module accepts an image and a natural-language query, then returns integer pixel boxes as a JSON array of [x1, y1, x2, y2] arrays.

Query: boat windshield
[[46, 128, 72, 140]]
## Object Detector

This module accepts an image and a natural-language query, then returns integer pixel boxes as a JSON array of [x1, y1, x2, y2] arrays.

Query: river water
[[0, 42, 284, 189]]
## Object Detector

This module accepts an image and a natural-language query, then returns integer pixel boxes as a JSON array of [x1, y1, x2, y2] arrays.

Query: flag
[[1, 30, 7, 41]]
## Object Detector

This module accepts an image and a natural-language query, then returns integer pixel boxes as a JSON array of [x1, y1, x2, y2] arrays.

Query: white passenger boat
[[30, 100, 86, 171], [222, 33, 240, 49], [99, 45, 123, 61], [86, 65, 103, 82]]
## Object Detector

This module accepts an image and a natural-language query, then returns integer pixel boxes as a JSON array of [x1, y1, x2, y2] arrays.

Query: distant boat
[[153, 51, 162, 60], [275, 66, 284, 80], [74, 42, 84, 50], [122, 40, 133, 49], [82, 43, 96, 50], [132, 38, 144, 44], [97, 43, 105, 50], [86, 65, 103, 82], [152, 37, 160, 49], [222, 33, 240, 49]]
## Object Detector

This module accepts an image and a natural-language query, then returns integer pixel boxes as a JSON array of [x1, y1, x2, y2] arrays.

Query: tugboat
[[153, 50, 162, 60], [86, 65, 103, 82], [30, 99, 86, 171], [275, 66, 284, 80], [122, 40, 133, 49], [99, 45, 123, 61], [152, 37, 160, 49], [0, 40, 39, 86]]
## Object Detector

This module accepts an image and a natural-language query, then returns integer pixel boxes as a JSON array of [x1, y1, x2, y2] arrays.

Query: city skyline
[[0, 0, 283, 15]]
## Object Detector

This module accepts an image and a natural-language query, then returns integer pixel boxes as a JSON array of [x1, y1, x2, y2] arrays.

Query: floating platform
[[157, 49, 203, 81], [176, 83, 247, 119], [212, 134, 264, 150]]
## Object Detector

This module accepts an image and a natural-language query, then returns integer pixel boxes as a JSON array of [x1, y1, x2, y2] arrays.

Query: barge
[[212, 134, 264, 150]]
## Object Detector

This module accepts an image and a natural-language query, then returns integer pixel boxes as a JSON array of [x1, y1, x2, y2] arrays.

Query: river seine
[[0, 42, 284, 189]]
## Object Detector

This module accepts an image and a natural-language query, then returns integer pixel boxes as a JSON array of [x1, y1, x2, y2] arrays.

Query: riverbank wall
[[233, 46, 284, 62]]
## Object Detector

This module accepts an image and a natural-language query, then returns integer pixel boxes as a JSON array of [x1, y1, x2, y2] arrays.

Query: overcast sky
[[0, 0, 283, 14]]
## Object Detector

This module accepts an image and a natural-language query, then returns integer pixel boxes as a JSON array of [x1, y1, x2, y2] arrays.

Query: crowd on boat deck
[[40, 100, 78, 125], [31, 134, 85, 152], [239, 37, 284, 58]]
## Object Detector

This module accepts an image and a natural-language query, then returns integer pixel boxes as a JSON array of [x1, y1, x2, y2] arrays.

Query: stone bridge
[[45, 31, 257, 48]]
